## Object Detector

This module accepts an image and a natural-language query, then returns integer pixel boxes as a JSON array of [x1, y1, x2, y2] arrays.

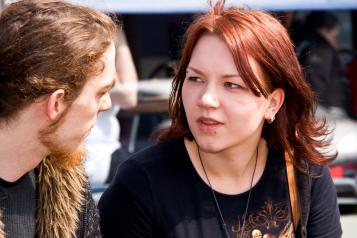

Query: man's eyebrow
[[110, 79, 116, 89], [102, 78, 116, 91]]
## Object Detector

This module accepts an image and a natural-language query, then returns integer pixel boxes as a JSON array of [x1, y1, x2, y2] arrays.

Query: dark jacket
[[0, 158, 101, 238], [298, 33, 349, 111], [295, 162, 342, 238], [76, 190, 101, 238]]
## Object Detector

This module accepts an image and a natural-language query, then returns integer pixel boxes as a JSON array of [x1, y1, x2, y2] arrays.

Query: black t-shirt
[[99, 138, 339, 238]]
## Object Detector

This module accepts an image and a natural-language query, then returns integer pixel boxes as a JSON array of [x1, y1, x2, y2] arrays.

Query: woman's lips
[[197, 117, 223, 133]]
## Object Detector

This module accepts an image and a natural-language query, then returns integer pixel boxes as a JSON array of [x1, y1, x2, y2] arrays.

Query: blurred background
[[80, 1, 357, 236]]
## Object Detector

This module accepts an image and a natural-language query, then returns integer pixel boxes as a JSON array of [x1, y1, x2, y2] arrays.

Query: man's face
[[41, 42, 117, 164], [321, 26, 340, 48]]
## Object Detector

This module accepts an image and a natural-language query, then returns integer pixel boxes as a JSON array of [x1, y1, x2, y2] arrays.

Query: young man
[[0, 0, 118, 237], [297, 11, 352, 117], [85, 30, 139, 185]]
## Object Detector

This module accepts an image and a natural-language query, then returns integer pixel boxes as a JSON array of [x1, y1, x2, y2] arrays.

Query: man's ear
[[264, 88, 285, 120], [46, 89, 66, 121]]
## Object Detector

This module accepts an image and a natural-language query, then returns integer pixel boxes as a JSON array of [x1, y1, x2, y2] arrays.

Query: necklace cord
[[197, 145, 259, 238]]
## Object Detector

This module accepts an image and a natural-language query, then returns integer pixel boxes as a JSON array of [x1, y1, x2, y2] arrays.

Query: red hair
[[158, 0, 336, 168]]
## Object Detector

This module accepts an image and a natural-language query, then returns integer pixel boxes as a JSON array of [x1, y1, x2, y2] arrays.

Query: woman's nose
[[198, 85, 220, 108]]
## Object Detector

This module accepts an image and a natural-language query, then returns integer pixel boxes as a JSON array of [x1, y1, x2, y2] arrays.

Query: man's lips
[[85, 126, 94, 137]]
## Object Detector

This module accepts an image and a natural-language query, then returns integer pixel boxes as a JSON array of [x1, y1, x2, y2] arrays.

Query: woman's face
[[182, 34, 272, 153]]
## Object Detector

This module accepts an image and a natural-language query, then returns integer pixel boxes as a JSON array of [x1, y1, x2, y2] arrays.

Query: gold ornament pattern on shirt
[[232, 199, 295, 238]]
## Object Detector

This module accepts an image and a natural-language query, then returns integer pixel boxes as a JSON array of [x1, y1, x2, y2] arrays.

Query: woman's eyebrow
[[221, 74, 240, 79], [188, 66, 240, 79], [187, 66, 205, 76]]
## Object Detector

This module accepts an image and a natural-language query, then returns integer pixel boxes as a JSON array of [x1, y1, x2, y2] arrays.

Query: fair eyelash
[[187, 75, 243, 89]]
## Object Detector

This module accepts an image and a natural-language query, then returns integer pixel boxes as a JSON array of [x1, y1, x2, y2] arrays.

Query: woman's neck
[[185, 137, 268, 194]]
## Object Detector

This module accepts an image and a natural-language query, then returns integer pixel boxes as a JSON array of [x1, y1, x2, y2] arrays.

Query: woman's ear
[[264, 88, 285, 121], [46, 89, 66, 121]]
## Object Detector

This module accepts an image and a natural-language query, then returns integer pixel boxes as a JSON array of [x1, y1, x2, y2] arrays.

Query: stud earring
[[267, 115, 275, 124]]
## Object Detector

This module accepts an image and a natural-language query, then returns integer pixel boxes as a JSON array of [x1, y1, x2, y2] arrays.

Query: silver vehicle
[[317, 107, 357, 205]]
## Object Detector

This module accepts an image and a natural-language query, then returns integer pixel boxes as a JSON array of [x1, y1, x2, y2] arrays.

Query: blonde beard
[[39, 116, 86, 170], [46, 146, 85, 170]]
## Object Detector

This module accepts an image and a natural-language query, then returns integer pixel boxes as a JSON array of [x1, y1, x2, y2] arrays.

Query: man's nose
[[99, 94, 112, 112]]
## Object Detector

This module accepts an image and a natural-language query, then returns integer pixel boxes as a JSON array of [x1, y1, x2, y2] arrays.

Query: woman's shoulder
[[99, 137, 188, 217], [296, 160, 330, 177], [129, 137, 186, 166], [295, 161, 334, 194], [114, 137, 186, 181]]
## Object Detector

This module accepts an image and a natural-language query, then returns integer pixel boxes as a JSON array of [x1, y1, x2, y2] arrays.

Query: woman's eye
[[187, 76, 202, 82], [224, 82, 241, 89]]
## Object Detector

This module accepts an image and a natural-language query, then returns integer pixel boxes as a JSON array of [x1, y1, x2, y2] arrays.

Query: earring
[[267, 115, 275, 124]]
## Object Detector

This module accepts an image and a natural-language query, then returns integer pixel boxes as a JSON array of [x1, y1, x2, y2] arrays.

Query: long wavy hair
[[0, 0, 118, 124], [158, 0, 336, 168]]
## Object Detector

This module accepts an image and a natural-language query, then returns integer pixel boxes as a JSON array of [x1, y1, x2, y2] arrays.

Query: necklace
[[197, 146, 259, 238]]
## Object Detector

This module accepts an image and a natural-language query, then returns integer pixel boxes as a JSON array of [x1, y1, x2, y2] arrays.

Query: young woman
[[99, 1, 342, 237]]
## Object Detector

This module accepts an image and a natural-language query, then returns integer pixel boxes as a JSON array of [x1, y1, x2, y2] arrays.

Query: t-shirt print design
[[231, 199, 294, 238]]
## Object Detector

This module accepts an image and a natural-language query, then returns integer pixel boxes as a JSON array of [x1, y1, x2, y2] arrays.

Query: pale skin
[[110, 30, 138, 109], [0, 42, 117, 182], [318, 26, 340, 49], [182, 34, 285, 195]]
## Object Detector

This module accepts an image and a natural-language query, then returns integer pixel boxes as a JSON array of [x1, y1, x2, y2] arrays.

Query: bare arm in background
[[111, 30, 138, 109]]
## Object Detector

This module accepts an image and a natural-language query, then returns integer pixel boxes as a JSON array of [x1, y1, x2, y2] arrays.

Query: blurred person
[[99, 1, 341, 238], [0, 0, 117, 237], [297, 11, 352, 118], [85, 30, 138, 185], [346, 58, 357, 117]]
